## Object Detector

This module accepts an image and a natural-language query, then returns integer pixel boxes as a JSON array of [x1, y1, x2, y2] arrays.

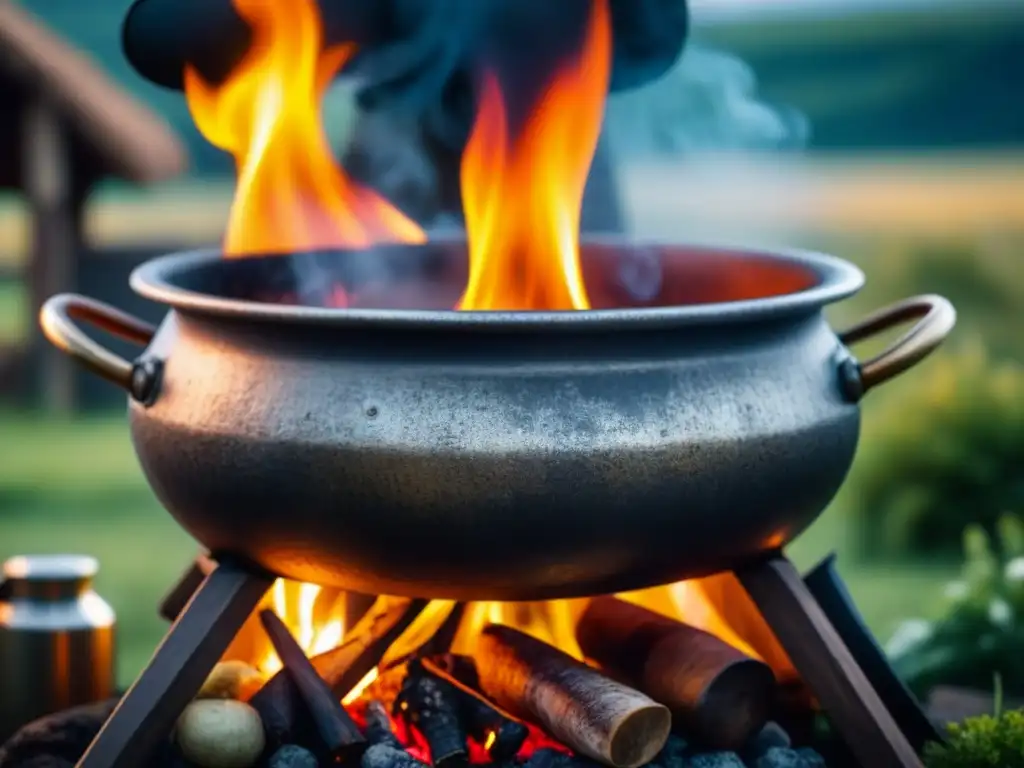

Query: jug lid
[[1, 555, 99, 600]]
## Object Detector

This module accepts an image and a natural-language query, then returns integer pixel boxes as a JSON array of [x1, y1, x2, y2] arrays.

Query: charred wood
[[473, 625, 670, 768], [364, 700, 404, 749], [251, 597, 428, 746], [315, 597, 430, 700], [396, 660, 468, 768], [576, 596, 776, 750], [422, 656, 528, 761], [258, 610, 365, 759]]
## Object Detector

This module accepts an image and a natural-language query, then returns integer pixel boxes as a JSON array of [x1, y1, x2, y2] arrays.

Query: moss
[[923, 710, 1024, 768]]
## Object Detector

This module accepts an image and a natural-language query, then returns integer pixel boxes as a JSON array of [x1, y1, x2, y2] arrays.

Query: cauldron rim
[[129, 237, 865, 332]]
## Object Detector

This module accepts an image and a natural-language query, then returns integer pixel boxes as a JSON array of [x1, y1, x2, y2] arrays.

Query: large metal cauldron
[[40, 240, 954, 600]]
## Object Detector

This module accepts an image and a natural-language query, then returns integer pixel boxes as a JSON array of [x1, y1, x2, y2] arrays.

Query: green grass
[[0, 410, 957, 687], [0, 413, 196, 683], [0, 281, 25, 344]]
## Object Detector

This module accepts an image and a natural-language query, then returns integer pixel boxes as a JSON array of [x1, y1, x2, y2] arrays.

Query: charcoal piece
[[268, 744, 319, 768], [364, 702, 403, 749], [684, 753, 744, 768], [0, 700, 119, 767], [481, 720, 529, 762], [2, 759, 73, 768], [742, 723, 792, 763], [249, 674, 304, 750], [754, 747, 827, 768], [361, 744, 428, 768], [418, 657, 527, 761], [649, 735, 689, 768], [396, 664, 467, 767]]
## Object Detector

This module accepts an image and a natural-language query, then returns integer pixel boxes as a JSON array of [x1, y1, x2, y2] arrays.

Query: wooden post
[[22, 96, 80, 413]]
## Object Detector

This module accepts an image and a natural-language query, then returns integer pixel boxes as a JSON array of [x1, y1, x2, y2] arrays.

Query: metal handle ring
[[39, 294, 161, 403], [837, 294, 956, 401]]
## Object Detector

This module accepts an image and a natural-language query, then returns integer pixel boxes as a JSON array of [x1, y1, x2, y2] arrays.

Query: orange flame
[[457, 0, 612, 311], [183, 0, 425, 263]]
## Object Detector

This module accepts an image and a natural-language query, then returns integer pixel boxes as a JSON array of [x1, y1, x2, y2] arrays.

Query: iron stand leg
[[75, 560, 273, 768], [735, 555, 924, 768]]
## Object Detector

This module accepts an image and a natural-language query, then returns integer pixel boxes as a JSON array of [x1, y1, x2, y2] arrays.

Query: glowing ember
[[183, 0, 424, 275]]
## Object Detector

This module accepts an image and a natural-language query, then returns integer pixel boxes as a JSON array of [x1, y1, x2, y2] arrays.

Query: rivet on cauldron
[[366, 406, 379, 418], [130, 359, 163, 406]]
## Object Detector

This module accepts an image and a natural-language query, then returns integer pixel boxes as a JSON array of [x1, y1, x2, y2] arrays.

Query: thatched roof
[[0, 0, 187, 191]]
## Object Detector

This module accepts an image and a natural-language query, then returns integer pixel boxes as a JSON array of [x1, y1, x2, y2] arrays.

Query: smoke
[[604, 42, 810, 156]]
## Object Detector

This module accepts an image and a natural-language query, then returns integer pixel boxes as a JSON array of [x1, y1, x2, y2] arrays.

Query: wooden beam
[[21, 96, 81, 413]]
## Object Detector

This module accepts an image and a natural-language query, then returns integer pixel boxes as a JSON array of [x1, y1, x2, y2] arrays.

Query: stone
[[267, 745, 318, 768], [794, 748, 827, 768], [651, 735, 689, 768], [685, 753, 745, 768], [521, 748, 606, 768], [197, 662, 265, 703], [523, 749, 576, 768], [754, 747, 827, 768], [176, 700, 265, 768], [361, 743, 428, 768], [742, 722, 792, 762]]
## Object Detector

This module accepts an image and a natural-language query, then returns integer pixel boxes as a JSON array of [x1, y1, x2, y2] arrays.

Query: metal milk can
[[0, 555, 116, 742]]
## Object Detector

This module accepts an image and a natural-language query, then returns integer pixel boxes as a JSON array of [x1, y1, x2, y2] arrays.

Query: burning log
[[576, 596, 776, 751], [396, 659, 469, 768], [258, 609, 365, 759], [421, 656, 529, 761], [472, 625, 671, 768], [316, 597, 430, 699]]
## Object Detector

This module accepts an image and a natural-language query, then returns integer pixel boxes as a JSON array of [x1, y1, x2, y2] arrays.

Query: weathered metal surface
[[40, 240, 954, 600]]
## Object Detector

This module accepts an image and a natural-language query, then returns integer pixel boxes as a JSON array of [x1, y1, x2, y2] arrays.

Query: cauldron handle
[[39, 294, 161, 403], [837, 294, 956, 401]]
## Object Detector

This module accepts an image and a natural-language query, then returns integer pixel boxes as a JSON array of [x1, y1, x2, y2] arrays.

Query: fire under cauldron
[[38, 240, 953, 768]]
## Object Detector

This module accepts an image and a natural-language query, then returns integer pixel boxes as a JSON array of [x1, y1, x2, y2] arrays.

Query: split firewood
[[316, 597, 431, 698], [472, 625, 671, 768], [576, 596, 776, 750]]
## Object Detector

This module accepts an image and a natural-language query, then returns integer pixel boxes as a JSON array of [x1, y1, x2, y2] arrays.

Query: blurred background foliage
[[1, 0, 1023, 690], [840, 343, 1024, 559]]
